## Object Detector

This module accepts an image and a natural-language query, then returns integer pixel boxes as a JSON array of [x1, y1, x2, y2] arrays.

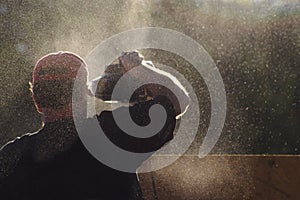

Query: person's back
[[0, 119, 140, 200]]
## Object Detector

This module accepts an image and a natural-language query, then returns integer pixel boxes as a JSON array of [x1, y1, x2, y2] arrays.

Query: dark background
[[0, 0, 299, 154]]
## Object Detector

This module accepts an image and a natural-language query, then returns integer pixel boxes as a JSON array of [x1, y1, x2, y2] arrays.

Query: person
[[0, 51, 183, 200]]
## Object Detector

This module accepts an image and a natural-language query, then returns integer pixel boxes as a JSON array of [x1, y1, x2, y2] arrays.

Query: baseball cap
[[32, 51, 88, 85]]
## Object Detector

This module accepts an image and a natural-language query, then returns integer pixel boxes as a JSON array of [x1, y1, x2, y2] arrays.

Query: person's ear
[[29, 81, 43, 113], [32, 95, 43, 113], [36, 105, 43, 113], [32, 94, 43, 113]]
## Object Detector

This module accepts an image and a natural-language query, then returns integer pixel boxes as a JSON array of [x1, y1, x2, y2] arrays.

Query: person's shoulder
[[97, 96, 176, 122], [0, 132, 37, 179], [0, 132, 37, 151]]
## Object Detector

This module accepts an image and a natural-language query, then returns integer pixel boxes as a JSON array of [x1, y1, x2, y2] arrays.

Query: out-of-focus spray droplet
[[16, 42, 28, 53], [153, 0, 161, 5], [195, 0, 204, 7], [0, 4, 8, 14]]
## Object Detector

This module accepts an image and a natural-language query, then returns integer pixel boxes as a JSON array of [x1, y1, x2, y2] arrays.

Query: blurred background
[[0, 0, 299, 154]]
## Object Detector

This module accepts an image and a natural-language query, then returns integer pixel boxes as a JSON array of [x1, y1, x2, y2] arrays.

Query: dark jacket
[[0, 97, 176, 200]]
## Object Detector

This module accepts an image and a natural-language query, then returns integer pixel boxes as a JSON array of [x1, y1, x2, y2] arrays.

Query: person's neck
[[41, 101, 87, 123], [42, 104, 73, 123]]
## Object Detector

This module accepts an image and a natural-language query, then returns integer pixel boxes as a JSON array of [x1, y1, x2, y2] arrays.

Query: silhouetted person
[[0, 51, 180, 200]]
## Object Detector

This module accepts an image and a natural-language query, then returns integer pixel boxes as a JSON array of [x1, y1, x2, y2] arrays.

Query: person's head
[[30, 51, 88, 122], [91, 51, 149, 103]]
